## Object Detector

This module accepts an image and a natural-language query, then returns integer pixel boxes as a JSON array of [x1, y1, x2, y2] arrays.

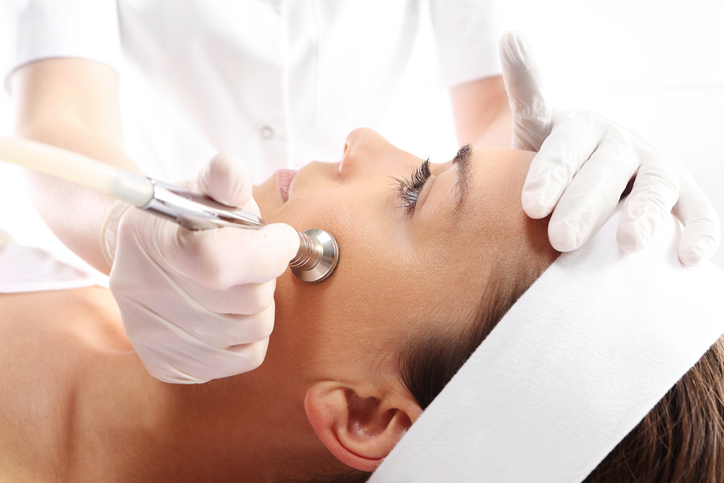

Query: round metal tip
[[290, 228, 339, 283]]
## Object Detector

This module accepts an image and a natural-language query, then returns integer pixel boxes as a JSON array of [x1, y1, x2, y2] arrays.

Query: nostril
[[343, 142, 349, 154]]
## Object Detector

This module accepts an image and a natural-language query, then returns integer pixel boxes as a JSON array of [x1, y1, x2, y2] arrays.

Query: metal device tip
[[290, 228, 339, 283]]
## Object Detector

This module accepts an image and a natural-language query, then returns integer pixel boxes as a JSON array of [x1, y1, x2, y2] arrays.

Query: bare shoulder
[[0, 287, 128, 346], [0, 287, 131, 480]]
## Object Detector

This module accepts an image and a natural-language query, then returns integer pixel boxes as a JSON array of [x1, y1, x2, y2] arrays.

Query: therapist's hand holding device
[[499, 31, 720, 266], [0, 135, 339, 384], [107, 153, 300, 384]]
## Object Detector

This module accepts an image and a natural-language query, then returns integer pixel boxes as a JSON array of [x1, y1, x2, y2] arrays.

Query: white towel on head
[[371, 206, 724, 483]]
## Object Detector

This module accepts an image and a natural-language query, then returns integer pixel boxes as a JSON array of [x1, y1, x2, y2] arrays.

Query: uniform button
[[260, 126, 274, 140]]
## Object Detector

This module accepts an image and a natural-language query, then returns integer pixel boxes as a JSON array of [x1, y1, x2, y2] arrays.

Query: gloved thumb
[[499, 31, 553, 152], [191, 152, 256, 212]]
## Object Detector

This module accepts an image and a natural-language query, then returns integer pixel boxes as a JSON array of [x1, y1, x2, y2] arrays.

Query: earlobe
[[304, 381, 421, 472]]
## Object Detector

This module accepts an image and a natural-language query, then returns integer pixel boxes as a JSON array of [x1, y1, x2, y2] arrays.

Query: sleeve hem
[[4, 3, 122, 93]]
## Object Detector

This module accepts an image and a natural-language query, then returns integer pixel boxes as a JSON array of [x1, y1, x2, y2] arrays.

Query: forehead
[[412, 147, 536, 254], [459, 147, 536, 220]]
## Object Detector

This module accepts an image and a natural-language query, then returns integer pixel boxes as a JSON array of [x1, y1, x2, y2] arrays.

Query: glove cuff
[[100, 200, 132, 267]]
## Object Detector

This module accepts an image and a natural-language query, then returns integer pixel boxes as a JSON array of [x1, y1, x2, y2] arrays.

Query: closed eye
[[393, 159, 431, 216]]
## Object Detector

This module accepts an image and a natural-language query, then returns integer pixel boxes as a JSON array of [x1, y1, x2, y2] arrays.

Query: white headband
[[371, 205, 724, 482]]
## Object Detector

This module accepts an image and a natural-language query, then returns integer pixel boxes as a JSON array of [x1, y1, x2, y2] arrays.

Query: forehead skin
[[252, 134, 555, 382]]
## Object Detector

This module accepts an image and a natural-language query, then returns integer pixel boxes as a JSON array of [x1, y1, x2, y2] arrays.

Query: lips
[[276, 169, 298, 203]]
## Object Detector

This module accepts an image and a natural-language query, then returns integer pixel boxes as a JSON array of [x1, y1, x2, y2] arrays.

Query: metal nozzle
[[290, 229, 340, 283], [142, 179, 340, 283]]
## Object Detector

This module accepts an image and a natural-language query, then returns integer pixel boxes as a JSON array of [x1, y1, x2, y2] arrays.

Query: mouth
[[275, 169, 298, 203]]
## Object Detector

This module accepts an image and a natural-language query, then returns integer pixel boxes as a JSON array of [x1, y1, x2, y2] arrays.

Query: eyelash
[[394, 159, 432, 215]]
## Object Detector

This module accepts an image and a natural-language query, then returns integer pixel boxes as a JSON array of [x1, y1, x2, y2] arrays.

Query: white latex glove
[[104, 153, 299, 383], [499, 31, 721, 266]]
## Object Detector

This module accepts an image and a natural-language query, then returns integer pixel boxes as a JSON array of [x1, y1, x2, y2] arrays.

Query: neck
[[71, 347, 325, 482]]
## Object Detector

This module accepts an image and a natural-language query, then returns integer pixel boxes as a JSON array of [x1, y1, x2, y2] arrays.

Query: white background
[[1, 0, 723, 269]]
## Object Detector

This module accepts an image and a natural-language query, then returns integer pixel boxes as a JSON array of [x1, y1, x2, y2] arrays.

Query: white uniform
[[4, 0, 501, 182]]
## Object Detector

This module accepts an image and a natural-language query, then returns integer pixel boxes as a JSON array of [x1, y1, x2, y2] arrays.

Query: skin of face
[[247, 128, 559, 471], [255, 127, 556, 373]]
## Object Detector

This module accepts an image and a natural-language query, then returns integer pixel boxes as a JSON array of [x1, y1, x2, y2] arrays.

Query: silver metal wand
[[143, 180, 339, 283]]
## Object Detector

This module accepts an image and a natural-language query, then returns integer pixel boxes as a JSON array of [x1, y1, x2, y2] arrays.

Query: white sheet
[[0, 242, 107, 293]]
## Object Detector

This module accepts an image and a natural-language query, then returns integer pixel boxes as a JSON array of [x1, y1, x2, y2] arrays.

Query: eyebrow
[[452, 144, 473, 214]]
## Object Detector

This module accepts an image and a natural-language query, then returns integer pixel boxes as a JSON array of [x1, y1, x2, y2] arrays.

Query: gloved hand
[[103, 153, 299, 383], [499, 31, 721, 266]]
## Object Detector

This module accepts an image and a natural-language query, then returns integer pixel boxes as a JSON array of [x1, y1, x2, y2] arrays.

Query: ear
[[304, 381, 423, 472]]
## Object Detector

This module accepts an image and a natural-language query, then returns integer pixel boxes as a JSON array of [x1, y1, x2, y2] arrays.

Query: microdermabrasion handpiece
[[0, 137, 339, 283], [144, 180, 339, 283]]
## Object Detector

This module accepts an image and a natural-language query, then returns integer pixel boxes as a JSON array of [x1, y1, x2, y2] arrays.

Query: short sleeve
[[429, 0, 502, 88], [3, 0, 122, 90]]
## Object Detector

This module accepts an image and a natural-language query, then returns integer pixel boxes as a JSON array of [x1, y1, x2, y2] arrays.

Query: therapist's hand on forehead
[[105, 153, 299, 384], [499, 32, 720, 266]]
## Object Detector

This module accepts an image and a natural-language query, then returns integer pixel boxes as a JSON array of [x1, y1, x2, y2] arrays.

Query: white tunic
[[4, 0, 501, 182]]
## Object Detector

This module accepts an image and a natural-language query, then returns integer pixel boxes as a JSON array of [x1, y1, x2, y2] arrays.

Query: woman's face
[[252, 128, 557, 383]]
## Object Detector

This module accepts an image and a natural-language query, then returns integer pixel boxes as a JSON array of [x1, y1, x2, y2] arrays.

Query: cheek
[[272, 249, 423, 375], [267, 180, 487, 366], [272, 210, 420, 356], [275, 193, 376, 266], [271, 181, 416, 276], [270, 222, 489, 380]]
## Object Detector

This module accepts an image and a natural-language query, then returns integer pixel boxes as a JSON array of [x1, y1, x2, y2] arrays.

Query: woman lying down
[[1, 128, 723, 482]]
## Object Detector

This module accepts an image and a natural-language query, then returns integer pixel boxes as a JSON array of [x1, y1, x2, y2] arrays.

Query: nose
[[338, 128, 391, 177]]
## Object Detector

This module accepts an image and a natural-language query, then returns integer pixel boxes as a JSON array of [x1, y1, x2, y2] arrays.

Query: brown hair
[[397, 264, 536, 410], [584, 338, 724, 482]]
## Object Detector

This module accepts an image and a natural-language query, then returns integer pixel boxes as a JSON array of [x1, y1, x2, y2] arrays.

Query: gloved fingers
[[131, 312, 271, 383], [176, 277, 276, 315], [673, 170, 721, 266], [522, 111, 605, 219], [111, 185, 285, 384], [189, 151, 258, 213], [178, 304, 276, 348], [499, 31, 553, 152], [161, 222, 300, 288], [100, 200, 133, 266], [548, 126, 639, 252], [617, 150, 680, 254], [154, 336, 270, 382], [132, 283, 276, 346]]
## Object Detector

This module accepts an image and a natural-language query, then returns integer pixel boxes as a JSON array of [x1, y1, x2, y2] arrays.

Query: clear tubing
[[0, 137, 154, 207]]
